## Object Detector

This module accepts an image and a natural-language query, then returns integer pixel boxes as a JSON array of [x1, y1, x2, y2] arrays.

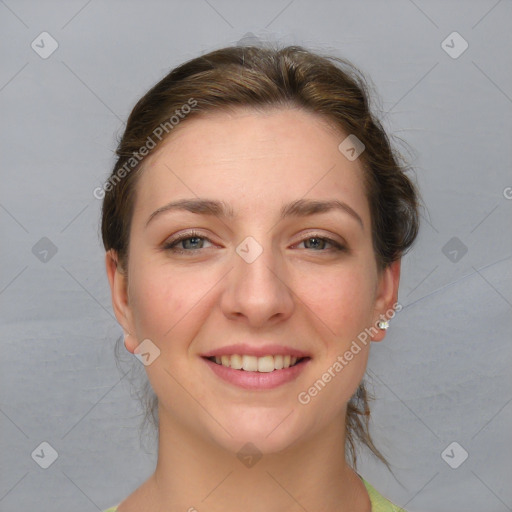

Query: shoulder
[[103, 507, 118, 512], [361, 478, 406, 512]]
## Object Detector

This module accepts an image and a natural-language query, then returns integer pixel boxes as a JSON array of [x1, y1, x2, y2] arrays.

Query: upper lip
[[201, 344, 311, 358]]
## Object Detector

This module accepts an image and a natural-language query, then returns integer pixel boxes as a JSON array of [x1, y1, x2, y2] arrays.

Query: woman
[[102, 44, 418, 512]]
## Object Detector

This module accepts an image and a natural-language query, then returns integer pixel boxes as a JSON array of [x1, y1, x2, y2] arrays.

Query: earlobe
[[123, 331, 137, 354], [105, 250, 137, 351], [372, 260, 401, 342]]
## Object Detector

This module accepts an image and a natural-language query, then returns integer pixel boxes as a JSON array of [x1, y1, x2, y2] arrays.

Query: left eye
[[297, 236, 343, 251]]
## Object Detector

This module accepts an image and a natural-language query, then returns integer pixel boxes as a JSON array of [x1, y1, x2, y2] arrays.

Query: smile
[[202, 355, 311, 390], [207, 354, 307, 372]]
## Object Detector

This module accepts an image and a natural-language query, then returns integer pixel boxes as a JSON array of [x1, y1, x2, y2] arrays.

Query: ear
[[371, 260, 401, 342], [105, 250, 138, 353]]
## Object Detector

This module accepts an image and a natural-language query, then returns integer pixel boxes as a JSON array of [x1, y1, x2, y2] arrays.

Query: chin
[[216, 429, 299, 458], [208, 406, 305, 455]]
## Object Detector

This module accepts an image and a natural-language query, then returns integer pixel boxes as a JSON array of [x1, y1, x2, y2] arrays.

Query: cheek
[[295, 267, 374, 415], [128, 261, 192, 340], [127, 258, 223, 346], [296, 263, 377, 340]]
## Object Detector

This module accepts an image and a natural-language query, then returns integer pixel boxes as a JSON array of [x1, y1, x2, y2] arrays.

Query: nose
[[220, 239, 295, 328]]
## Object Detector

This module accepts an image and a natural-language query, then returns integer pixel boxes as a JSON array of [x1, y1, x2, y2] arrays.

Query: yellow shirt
[[103, 477, 404, 511]]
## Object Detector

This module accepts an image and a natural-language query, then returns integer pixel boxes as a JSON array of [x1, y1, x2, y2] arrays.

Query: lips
[[202, 356, 310, 390], [200, 344, 311, 389]]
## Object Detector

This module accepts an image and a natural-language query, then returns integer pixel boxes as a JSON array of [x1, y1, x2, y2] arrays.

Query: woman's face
[[107, 107, 399, 455]]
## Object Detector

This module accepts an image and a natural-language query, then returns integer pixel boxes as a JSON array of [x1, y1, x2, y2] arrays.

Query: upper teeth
[[213, 354, 299, 372]]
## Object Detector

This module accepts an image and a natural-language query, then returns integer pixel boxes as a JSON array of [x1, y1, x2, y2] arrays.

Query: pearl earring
[[377, 320, 389, 330]]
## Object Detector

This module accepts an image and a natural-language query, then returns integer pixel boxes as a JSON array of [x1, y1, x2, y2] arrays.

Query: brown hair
[[101, 44, 419, 469]]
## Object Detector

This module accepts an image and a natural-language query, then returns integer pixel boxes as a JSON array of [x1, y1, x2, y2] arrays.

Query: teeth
[[230, 354, 243, 369], [242, 355, 258, 371], [211, 354, 303, 372], [258, 355, 274, 373]]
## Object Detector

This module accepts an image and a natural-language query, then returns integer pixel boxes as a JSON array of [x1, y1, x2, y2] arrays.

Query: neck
[[142, 407, 371, 512]]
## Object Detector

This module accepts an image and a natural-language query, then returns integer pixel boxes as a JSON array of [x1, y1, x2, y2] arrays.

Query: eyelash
[[162, 230, 346, 255]]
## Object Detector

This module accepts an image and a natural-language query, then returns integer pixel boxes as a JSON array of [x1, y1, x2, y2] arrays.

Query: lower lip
[[202, 357, 310, 390]]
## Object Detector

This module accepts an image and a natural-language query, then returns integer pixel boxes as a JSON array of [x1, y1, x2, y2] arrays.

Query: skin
[[106, 107, 400, 512]]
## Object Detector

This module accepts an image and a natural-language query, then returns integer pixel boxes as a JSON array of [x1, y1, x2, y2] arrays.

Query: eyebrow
[[145, 198, 364, 229]]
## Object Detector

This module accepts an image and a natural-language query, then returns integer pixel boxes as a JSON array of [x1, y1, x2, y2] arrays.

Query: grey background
[[1, 1, 511, 511]]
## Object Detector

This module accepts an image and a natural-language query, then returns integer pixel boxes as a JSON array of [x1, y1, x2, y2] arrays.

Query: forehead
[[133, 107, 370, 224]]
